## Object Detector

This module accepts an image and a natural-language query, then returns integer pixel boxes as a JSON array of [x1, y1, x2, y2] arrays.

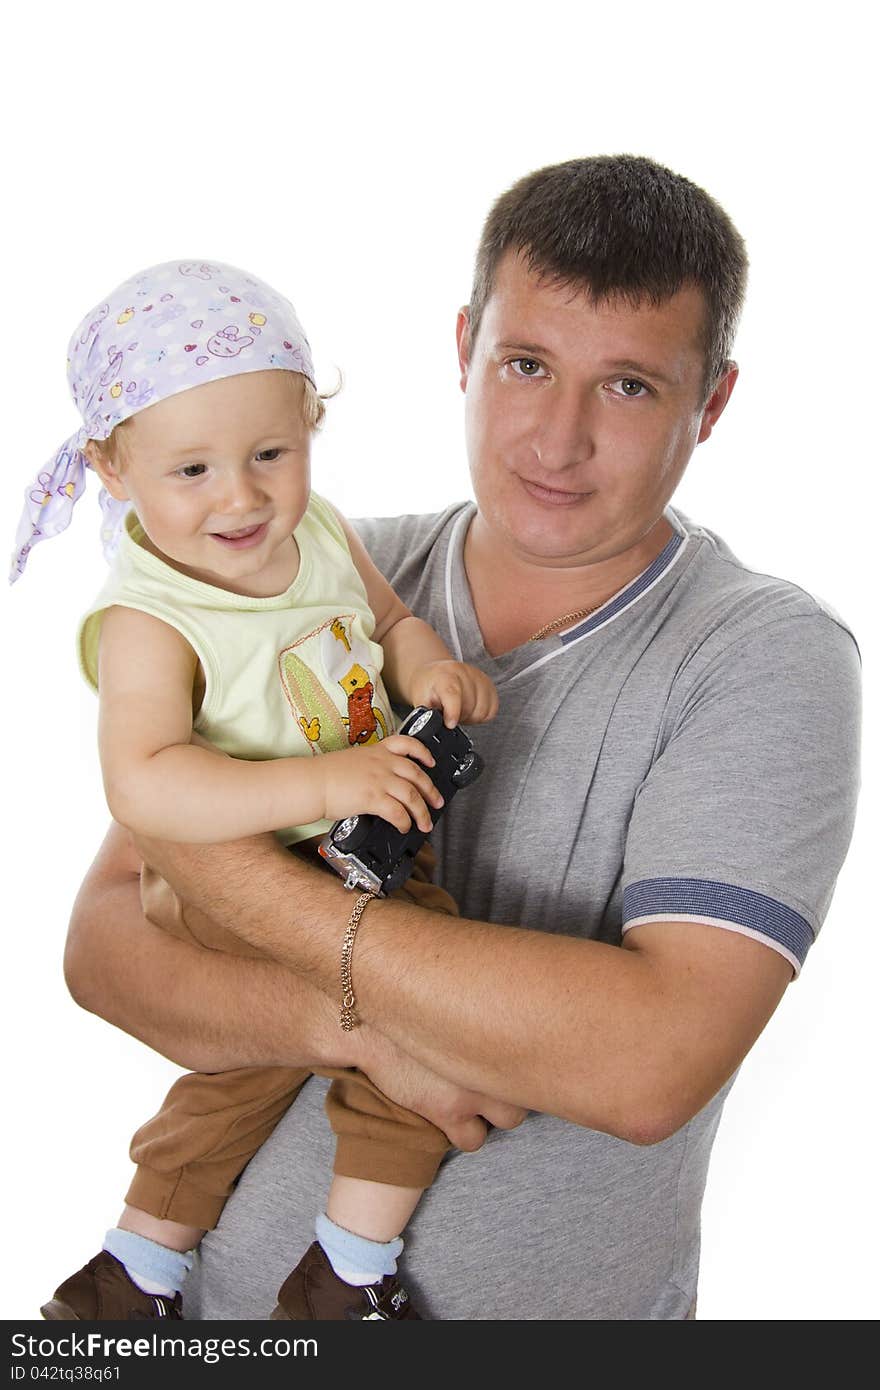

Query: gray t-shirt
[[186, 504, 860, 1320]]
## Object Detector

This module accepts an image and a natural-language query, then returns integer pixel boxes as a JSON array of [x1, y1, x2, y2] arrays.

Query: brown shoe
[[270, 1242, 421, 1320], [41, 1251, 183, 1320]]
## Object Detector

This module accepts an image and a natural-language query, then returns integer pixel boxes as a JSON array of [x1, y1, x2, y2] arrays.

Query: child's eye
[[256, 448, 283, 462], [177, 463, 206, 478]]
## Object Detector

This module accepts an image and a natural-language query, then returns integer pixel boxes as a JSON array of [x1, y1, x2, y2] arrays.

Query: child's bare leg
[[97, 1206, 203, 1297], [326, 1176, 422, 1243], [311, 1175, 423, 1288], [118, 1204, 204, 1253]]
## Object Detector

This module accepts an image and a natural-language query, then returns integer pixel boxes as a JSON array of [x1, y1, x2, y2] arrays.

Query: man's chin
[[472, 492, 611, 567], [502, 505, 608, 566]]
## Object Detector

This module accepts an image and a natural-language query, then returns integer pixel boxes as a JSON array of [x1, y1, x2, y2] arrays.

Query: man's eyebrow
[[601, 359, 679, 386], [495, 340, 550, 357]]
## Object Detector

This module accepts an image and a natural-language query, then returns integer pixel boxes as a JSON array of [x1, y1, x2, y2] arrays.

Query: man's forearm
[[64, 824, 354, 1074], [131, 833, 666, 1135], [138, 831, 791, 1146], [66, 825, 528, 1151]]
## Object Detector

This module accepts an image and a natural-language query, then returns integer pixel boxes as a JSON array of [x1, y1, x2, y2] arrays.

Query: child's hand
[[408, 660, 499, 727], [319, 737, 444, 834]]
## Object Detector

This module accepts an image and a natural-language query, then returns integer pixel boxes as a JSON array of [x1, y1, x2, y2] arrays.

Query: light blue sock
[[103, 1228, 193, 1296], [316, 1211, 403, 1286]]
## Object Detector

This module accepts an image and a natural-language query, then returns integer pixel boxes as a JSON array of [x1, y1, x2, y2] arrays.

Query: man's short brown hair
[[469, 154, 748, 399]]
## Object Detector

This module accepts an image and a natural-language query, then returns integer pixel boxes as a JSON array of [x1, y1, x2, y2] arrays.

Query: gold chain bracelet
[[339, 890, 376, 1031]]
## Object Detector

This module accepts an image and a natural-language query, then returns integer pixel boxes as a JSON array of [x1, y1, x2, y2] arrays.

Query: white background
[[1, 0, 875, 1322]]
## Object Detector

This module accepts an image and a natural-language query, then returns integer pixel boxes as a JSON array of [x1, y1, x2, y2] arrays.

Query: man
[[64, 155, 860, 1319]]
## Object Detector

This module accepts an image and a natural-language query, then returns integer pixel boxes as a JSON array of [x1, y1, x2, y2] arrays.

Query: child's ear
[[84, 441, 130, 501]]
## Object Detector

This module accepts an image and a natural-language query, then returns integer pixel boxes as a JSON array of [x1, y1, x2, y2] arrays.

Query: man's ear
[[84, 441, 130, 501], [455, 307, 471, 392], [697, 363, 739, 444]]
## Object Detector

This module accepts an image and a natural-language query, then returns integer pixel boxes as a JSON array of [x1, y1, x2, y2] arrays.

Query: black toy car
[[318, 706, 484, 896]]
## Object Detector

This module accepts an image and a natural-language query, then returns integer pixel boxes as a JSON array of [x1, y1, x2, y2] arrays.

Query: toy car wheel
[[400, 707, 443, 739], [331, 816, 371, 852], [451, 751, 483, 788]]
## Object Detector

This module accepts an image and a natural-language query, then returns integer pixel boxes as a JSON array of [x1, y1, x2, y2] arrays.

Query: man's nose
[[533, 387, 596, 471]]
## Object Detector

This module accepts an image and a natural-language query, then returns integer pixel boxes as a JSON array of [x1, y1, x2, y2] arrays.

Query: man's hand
[[408, 660, 499, 728], [354, 1025, 527, 1151], [319, 736, 444, 834]]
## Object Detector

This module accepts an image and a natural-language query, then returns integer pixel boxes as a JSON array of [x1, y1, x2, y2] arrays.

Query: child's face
[[95, 370, 311, 596]]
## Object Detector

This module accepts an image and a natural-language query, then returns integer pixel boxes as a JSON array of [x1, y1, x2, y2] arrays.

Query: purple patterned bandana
[[11, 260, 315, 583]]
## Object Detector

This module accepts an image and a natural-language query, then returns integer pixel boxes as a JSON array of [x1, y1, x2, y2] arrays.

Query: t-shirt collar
[[444, 504, 689, 679]]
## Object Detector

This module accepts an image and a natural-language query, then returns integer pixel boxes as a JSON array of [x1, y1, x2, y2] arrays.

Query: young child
[[13, 259, 498, 1321]]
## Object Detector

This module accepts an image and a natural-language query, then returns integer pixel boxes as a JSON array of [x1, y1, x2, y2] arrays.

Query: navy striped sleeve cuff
[[622, 877, 815, 975]]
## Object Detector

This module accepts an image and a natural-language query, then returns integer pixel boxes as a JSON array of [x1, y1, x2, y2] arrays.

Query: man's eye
[[613, 378, 649, 397], [510, 358, 545, 378], [256, 448, 282, 462], [177, 463, 206, 478]]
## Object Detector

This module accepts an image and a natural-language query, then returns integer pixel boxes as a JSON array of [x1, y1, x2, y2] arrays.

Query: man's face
[[457, 252, 735, 568]]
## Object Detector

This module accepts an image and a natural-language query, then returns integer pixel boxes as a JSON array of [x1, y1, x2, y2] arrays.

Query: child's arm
[[336, 513, 499, 728], [97, 606, 442, 842]]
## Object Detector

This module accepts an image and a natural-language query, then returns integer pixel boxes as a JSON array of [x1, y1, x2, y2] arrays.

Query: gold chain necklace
[[528, 602, 602, 642]]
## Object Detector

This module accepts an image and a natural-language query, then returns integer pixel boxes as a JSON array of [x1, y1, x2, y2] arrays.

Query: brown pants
[[126, 847, 457, 1230]]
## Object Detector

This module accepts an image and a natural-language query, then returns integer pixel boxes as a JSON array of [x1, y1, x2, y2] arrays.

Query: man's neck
[[463, 513, 674, 657]]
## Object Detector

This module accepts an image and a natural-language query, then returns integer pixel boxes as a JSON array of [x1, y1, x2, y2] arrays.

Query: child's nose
[[222, 470, 264, 514]]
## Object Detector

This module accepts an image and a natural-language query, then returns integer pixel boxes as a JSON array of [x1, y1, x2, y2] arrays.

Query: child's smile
[[210, 520, 272, 549]]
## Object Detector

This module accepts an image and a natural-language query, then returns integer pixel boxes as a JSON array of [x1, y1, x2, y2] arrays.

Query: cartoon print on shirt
[[280, 648, 347, 755], [299, 714, 322, 743], [323, 620, 388, 745], [278, 616, 391, 754], [330, 618, 350, 652], [338, 663, 388, 745]]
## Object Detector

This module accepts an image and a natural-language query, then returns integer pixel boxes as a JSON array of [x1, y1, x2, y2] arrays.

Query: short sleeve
[[622, 613, 861, 975]]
